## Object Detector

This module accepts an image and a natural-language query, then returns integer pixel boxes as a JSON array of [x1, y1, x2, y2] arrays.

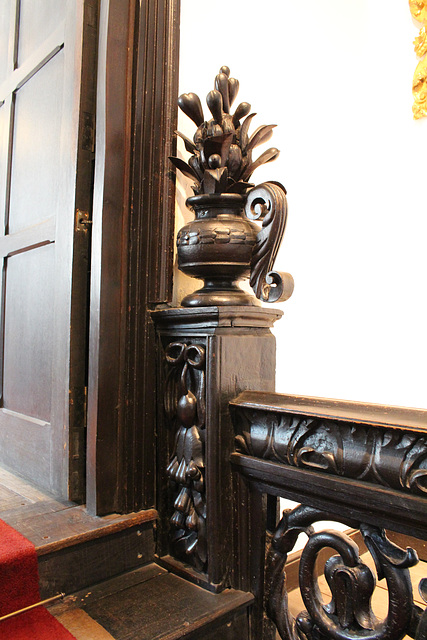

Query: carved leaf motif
[[235, 406, 427, 496], [246, 124, 276, 152], [241, 147, 280, 182], [169, 156, 200, 183], [239, 112, 257, 151], [246, 182, 294, 303], [176, 130, 197, 154]]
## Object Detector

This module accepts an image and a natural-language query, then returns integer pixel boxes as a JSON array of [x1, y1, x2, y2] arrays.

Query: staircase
[[0, 466, 253, 639]]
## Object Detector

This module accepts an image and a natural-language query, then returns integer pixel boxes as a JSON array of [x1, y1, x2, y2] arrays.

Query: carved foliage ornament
[[235, 409, 427, 495], [266, 504, 426, 640], [410, 0, 427, 118], [170, 65, 294, 307], [170, 65, 279, 197], [164, 342, 207, 571]]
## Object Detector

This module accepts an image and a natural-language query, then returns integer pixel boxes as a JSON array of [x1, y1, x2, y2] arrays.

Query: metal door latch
[[75, 209, 92, 232]]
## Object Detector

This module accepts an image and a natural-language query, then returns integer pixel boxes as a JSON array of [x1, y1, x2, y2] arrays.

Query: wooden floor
[[0, 465, 157, 555]]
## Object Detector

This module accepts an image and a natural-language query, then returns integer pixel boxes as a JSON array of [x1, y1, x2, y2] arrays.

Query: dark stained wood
[[68, 0, 99, 502], [50, 563, 252, 639], [87, 0, 180, 515], [0, 464, 157, 555], [232, 473, 274, 640], [2, 502, 157, 555], [133, 0, 179, 304], [231, 453, 427, 539], [231, 390, 427, 432], [282, 529, 365, 593], [230, 393, 427, 640], [155, 555, 222, 594], [0, 464, 158, 603], [286, 556, 427, 633], [84, 568, 253, 640], [121, 0, 180, 513], [38, 523, 154, 598], [171, 67, 292, 307], [153, 306, 281, 597], [86, 0, 135, 515], [50, 563, 167, 617]]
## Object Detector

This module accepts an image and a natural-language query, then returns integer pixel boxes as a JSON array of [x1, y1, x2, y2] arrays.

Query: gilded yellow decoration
[[413, 56, 427, 118], [410, 0, 427, 118], [414, 25, 427, 57], [409, 0, 427, 22]]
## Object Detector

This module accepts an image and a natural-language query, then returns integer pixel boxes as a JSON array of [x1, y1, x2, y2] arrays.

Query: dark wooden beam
[[123, 0, 180, 513], [87, 0, 180, 515]]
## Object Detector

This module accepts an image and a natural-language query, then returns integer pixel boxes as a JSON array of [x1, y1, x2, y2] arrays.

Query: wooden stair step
[[56, 609, 116, 640], [0, 464, 158, 597], [50, 563, 254, 640], [2, 502, 157, 556], [3, 502, 158, 597]]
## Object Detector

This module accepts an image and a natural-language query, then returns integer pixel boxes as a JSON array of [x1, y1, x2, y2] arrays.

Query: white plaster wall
[[176, 0, 427, 410]]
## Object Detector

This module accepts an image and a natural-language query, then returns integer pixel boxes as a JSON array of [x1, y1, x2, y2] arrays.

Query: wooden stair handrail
[[230, 391, 427, 640]]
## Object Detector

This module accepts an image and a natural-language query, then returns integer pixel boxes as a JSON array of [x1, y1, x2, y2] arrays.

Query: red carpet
[[0, 518, 77, 639]]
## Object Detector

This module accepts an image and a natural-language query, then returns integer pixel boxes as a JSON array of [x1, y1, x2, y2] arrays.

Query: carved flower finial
[[170, 66, 280, 194]]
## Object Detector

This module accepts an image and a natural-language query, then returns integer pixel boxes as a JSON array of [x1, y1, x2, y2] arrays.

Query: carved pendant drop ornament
[[164, 342, 207, 571], [171, 66, 294, 307]]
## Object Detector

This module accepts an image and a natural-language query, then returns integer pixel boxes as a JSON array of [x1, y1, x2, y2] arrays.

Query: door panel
[[0, 3, 13, 86], [9, 51, 64, 234], [3, 244, 55, 421], [0, 0, 96, 500], [17, 1, 66, 66]]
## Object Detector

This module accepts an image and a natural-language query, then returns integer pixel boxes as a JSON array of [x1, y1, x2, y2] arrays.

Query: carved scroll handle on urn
[[246, 181, 294, 304]]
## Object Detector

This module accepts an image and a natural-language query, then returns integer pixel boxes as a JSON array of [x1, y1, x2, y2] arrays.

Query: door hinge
[[75, 209, 92, 233]]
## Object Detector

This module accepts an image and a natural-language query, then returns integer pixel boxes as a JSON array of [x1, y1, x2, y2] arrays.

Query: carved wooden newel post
[[152, 308, 281, 585], [152, 66, 292, 638]]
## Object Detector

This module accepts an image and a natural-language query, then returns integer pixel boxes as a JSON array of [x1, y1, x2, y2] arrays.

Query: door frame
[[87, 0, 180, 515]]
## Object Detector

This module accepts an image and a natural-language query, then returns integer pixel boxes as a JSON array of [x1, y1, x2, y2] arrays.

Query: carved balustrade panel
[[267, 504, 427, 640], [230, 391, 427, 640]]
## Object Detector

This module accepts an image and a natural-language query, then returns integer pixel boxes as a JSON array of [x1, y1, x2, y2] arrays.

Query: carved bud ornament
[[170, 66, 294, 307]]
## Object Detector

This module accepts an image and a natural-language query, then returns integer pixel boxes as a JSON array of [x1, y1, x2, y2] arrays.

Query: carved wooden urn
[[171, 66, 294, 307]]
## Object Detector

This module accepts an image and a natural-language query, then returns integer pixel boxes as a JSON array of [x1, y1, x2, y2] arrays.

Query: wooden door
[[0, 0, 97, 501]]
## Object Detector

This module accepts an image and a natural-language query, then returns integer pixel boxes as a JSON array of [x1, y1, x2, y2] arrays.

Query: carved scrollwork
[[246, 182, 294, 303], [234, 408, 427, 496], [164, 341, 207, 571], [266, 504, 422, 640]]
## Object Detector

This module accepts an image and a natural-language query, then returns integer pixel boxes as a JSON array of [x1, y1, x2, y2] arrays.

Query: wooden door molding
[[87, 0, 180, 515]]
